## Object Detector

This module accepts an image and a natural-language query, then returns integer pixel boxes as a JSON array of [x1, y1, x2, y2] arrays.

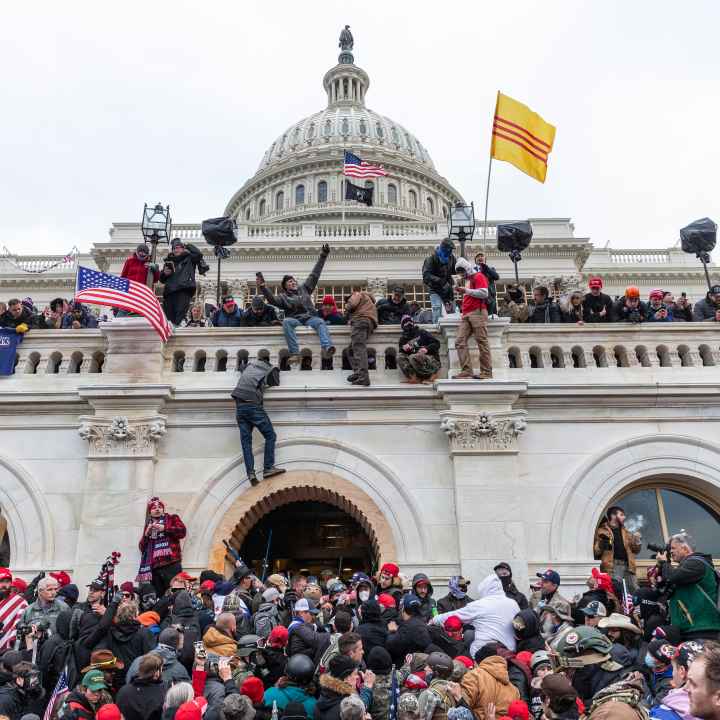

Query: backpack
[[693, 557, 720, 612], [254, 605, 279, 639]]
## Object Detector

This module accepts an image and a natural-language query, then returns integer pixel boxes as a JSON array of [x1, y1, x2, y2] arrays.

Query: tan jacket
[[593, 521, 642, 575], [202, 626, 237, 656], [346, 291, 378, 327], [460, 656, 520, 720]]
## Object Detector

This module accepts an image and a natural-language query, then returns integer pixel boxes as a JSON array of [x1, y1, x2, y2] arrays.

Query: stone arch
[[549, 434, 720, 563], [181, 437, 426, 571], [0, 455, 54, 568], [206, 471, 396, 572]]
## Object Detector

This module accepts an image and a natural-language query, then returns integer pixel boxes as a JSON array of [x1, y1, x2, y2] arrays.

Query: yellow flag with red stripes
[[491, 92, 556, 183]]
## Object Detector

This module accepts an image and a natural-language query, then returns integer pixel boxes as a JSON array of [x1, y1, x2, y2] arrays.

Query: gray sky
[[2, 1, 719, 255]]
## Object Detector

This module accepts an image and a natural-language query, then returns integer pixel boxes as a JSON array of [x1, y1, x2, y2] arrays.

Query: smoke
[[625, 515, 645, 533]]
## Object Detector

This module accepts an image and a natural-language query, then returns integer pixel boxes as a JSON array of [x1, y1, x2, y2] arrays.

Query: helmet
[[426, 651, 454, 679], [236, 634, 260, 657], [530, 650, 551, 672], [286, 653, 316, 684], [328, 581, 347, 595], [548, 626, 616, 670], [625, 286, 640, 299]]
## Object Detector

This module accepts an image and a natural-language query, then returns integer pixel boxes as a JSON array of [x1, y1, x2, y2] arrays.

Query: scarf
[[136, 515, 172, 583], [448, 576, 467, 600]]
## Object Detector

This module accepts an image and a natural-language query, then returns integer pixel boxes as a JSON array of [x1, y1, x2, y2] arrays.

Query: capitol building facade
[[1, 33, 719, 592]]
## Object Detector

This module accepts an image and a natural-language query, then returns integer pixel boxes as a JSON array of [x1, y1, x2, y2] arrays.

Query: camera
[[648, 542, 671, 559]]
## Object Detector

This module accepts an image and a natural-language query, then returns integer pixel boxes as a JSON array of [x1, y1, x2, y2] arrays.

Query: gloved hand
[[321, 243, 331, 256], [15, 323, 29, 334]]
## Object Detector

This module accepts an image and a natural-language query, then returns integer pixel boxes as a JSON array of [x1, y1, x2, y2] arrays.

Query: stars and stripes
[[343, 151, 388, 178], [75, 266, 172, 341], [0, 593, 28, 652], [388, 665, 399, 720], [43, 670, 69, 720]]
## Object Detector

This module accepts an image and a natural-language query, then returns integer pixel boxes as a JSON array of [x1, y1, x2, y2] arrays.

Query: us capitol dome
[[224, 28, 463, 224]]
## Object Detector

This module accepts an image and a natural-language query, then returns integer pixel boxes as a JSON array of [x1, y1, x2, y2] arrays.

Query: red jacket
[[121, 255, 160, 285], [461, 272, 488, 315], [139, 513, 186, 567]]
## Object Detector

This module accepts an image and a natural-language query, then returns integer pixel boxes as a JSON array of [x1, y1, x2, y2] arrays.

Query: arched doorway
[[207, 470, 398, 574], [238, 500, 376, 579], [0, 511, 9, 567]]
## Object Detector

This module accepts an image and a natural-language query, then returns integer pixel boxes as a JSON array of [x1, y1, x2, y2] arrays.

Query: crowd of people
[[1, 495, 720, 720]]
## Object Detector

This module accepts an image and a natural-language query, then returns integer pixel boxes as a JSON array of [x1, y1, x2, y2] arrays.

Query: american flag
[[343, 151, 388, 178], [43, 670, 69, 720], [0, 593, 28, 651], [75, 266, 172, 341], [388, 665, 399, 720]]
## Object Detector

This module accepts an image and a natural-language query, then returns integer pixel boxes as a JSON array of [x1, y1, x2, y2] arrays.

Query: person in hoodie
[[693, 285, 720, 321], [241, 296, 280, 328], [644, 639, 676, 706], [437, 577, 474, 615], [61, 302, 99, 329], [357, 601, 387, 659], [651, 639, 705, 720], [656, 532, 720, 641], [121, 244, 160, 287], [475, 642, 531, 705], [211, 297, 244, 328], [126, 628, 189, 686], [316, 655, 374, 720], [397, 315, 441, 384], [411, 574, 436, 622], [493, 564, 528, 610], [37, 608, 76, 697], [422, 238, 457, 323], [430, 575, 520, 658], [116, 653, 167, 720], [461, 645, 520, 719], [386, 595, 432, 667], [160, 238, 209, 326], [511, 610, 545, 654], [376, 287, 411, 325]]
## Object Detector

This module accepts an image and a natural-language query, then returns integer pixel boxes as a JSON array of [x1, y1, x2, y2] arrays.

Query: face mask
[[499, 576, 512, 591], [0, 588, 9, 600], [359, 591, 370, 603], [645, 654, 657, 670]]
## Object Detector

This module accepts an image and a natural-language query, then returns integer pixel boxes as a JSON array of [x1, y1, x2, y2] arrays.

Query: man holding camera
[[593, 506, 642, 592], [657, 532, 720, 641], [160, 238, 209, 326], [693, 285, 720, 321], [20, 576, 67, 635]]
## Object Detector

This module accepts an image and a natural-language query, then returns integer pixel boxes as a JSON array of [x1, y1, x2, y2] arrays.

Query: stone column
[[436, 380, 531, 592]]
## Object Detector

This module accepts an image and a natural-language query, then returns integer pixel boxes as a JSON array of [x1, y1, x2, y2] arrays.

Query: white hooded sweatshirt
[[430, 574, 520, 657]]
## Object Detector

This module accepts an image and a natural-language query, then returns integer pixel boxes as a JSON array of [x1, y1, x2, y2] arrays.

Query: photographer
[[160, 238, 209, 326], [647, 289, 674, 322], [612, 287, 647, 323], [593, 506, 642, 591], [656, 532, 720, 641], [498, 284, 529, 323], [20, 576, 68, 635]]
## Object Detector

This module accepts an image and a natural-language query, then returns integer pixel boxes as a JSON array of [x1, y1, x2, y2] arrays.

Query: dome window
[[387, 183, 398, 204], [323, 119, 333, 137], [359, 119, 367, 137], [408, 189, 418, 209], [245, 208, 251, 221], [259, 199, 266, 218], [295, 185, 305, 205], [306, 123, 315, 141], [391, 126, 400, 146], [275, 191, 284, 211], [376, 122, 385, 140], [405, 133, 414, 154], [341, 117, 350, 136], [318, 181, 328, 203], [442, 205, 447, 219], [427, 198, 434, 215]]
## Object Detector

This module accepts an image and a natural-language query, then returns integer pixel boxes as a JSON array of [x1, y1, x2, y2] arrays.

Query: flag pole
[[482, 91, 500, 250], [341, 148, 346, 225]]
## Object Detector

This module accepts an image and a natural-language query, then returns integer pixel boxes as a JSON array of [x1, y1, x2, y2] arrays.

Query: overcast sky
[[2, 1, 719, 255]]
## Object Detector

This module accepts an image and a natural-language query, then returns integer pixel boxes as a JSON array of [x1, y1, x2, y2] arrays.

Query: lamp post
[[141, 203, 172, 263], [448, 202, 475, 259]]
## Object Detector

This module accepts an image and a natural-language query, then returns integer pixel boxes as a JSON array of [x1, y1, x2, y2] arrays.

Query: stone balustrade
[[6, 320, 720, 380]]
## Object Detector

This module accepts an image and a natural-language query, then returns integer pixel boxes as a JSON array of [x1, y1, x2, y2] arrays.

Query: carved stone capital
[[78, 415, 167, 458], [440, 410, 527, 454]]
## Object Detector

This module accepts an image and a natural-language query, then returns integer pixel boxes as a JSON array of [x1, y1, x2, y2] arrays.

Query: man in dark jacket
[[61, 302, 99, 329], [474, 251, 500, 316], [397, 316, 441, 384], [231, 349, 285, 487], [385, 594, 431, 667], [612, 288, 647, 323], [512, 609, 545, 653], [0, 661, 44, 720], [436, 577, 473, 615], [0, 298, 41, 330], [287, 599, 322, 659], [422, 238, 456, 323], [125, 628, 189, 685], [259, 244, 335, 365], [411, 574, 436, 622], [211, 296, 244, 327], [376, 287, 410, 325], [61, 669, 108, 720], [116, 653, 166, 720], [160, 239, 209, 325], [358, 601, 387, 658], [693, 285, 720, 321], [582, 276, 613, 323], [493, 563, 529, 610], [241, 296, 279, 327], [526, 287, 561, 323], [316, 655, 373, 720]]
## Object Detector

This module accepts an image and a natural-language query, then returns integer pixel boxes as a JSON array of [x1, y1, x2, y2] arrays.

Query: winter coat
[[259, 646, 287, 689], [231, 359, 280, 407], [202, 627, 237, 657], [647, 304, 674, 322], [593, 521, 642, 575], [166, 591, 201, 637], [241, 306, 278, 327], [369, 672, 394, 720], [495, 647, 531, 703], [161, 245, 206, 295], [116, 676, 166, 720], [651, 686, 698, 720], [38, 608, 75, 695], [346, 291, 378, 327], [586, 678, 647, 720], [461, 656, 520, 720], [264, 683, 317, 717], [398, 327, 441, 361], [377, 297, 410, 325], [211, 307, 244, 327], [385, 616, 432, 667], [427, 625, 468, 658], [60, 689, 96, 720], [138, 514, 186, 570], [418, 678, 458, 720], [526, 300, 561, 323], [668, 302, 693, 322], [0, 307, 42, 330], [476, 264, 499, 314], [287, 621, 319, 659], [583, 292, 613, 323], [513, 609, 545, 654], [661, 552, 720, 635], [561, 302, 585, 323], [20, 597, 69, 633], [436, 592, 473, 615], [649, 666, 675, 706], [0, 684, 25, 720], [422, 249, 456, 302], [612, 298, 649, 323], [92, 620, 156, 685], [693, 295, 719, 321], [432, 575, 520, 657], [121, 254, 160, 286], [412, 574, 437, 622], [315, 673, 372, 720], [528, 588, 572, 620], [61, 308, 99, 329], [502, 583, 529, 611], [126, 643, 190, 685], [261, 250, 328, 320], [358, 602, 388, 658]]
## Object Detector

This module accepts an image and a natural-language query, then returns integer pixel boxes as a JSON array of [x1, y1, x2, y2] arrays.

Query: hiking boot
[[351, 377, 371, 387], [452, 371, 474, 379], [346, 373, 359, 383], [288, 354, 302, 366], [247, 472, 259, 486], [263, 466, 286, 479]]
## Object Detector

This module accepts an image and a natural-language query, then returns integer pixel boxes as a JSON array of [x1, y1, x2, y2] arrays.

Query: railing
[[255, 200, 442, 224], [609, 250, 672, 264], [6, 322, 720, 379], [247, 224, 303, 239], [383, 222, 439, 238], [315, 223, 371, 238], [0, 254, 79, 274]]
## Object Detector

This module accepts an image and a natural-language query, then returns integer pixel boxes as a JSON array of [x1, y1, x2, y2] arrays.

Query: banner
[[0, 330, 23, 376], [345, 179, 374, 206]]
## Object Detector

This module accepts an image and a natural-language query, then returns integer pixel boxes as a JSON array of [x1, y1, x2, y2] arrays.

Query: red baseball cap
[[173, 572, 197, 583], [508, 700, 530, 720], [268, 625, 289, 648], [588, 277, 603, 289], [455, 656, 473, 669], [0, 568, 12, 582], [377, 594, 396, 610], [50, 571, 72, 587], [11, 577, 27, 592], [443, 615, 463, 633], [380, 563, 399, 577], [200, 580, 216, 593]]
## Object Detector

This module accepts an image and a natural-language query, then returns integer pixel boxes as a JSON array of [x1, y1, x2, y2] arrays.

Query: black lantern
[[141, 203, 172, 262], [680, 217, 717, 292], [448, 202, 475, 258], [497, 221, 533, 283]]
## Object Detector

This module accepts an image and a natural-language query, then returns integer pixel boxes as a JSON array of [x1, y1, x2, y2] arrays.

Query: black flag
[[344, 179, 373, 206]]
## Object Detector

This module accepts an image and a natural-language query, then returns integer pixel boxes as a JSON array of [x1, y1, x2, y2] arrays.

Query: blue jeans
[[235, 402, 276, 474], [282, 316, 332, 354], [430, 292, 444, 324]]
